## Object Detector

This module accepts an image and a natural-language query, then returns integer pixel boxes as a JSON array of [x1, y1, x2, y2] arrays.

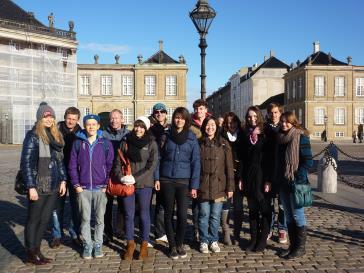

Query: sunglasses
[[154, 110, 167, 114]]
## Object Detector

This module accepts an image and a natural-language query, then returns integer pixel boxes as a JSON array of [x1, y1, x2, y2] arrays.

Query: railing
[[0, 18, 76, 40]]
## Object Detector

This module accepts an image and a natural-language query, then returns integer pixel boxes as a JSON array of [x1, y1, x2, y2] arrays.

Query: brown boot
[[138, 241, 148, 261], [36, 246, 53, 263], [123, 240, 136, 260], [26, 248, 46, 265]]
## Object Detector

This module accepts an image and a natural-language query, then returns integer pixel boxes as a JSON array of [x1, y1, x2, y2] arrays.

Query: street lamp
[[324, 114, 328, 142], [190, 0, 216, 101]]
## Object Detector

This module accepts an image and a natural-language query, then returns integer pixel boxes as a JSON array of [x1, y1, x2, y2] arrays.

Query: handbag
[[292, 181, 312, 208], [14, 170, 27, 195], [106, 145, 135, 197]]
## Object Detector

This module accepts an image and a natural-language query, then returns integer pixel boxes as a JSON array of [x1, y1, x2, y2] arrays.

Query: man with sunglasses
[[148, 103, 170, 244]]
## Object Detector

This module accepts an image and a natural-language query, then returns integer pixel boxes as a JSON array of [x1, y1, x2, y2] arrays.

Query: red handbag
[[106, 146, 135, 197]]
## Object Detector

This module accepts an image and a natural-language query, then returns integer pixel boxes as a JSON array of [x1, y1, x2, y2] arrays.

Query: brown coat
[[199, 138, 235, 201]]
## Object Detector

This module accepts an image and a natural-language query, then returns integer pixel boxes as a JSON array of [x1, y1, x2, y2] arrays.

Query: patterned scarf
[[249, 126, 261, 145], [277, 127, 302, 181]]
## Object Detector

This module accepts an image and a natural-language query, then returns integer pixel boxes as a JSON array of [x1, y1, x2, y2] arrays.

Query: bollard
[[317, 156, 337, 193]]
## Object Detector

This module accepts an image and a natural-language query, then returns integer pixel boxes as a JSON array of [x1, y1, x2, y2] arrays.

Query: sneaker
[[267, 231, 273, 241], [199, 242, 209, 254], [278, 230, 288, 244], [176, 245, 187, 258], [147, 242, 154, 248], [50, 238, 61, 249], [169, 247, 179, 260], [210, 242, 220, 253], [94, 244, 103, 258], [155, 235, 169, 244], [82, 245, 93, 260]]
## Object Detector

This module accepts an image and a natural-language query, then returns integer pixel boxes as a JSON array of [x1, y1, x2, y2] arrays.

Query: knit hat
[[83, 114, 100, 124], [152, 103, 167, 112], [135, 116, 151, 130], [36, 102, 56, 121]]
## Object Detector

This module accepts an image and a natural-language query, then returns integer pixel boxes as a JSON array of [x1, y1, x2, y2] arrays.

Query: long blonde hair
[[35, 118, 64, 145]]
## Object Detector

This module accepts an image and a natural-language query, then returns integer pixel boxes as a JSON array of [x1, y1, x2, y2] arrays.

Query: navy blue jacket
[[156, 129, 201, 189], [20, 129, 67, 191]]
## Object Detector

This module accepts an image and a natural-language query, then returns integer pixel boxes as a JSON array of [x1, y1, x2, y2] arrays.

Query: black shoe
[[72, 237, 82, 247], [103, 234, 113, 245], [49, 238, 61, 249], [169, 247, 179, 260], [176, 245, 187, 258]]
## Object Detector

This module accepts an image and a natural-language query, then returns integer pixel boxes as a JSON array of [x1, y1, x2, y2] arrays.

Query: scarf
[[277, 127, 302, 181], [126, 132, 150, 162], [249, 126, 260, 145], [37, 136, 52, 193], [45, 129, 64, 152], [170, 126, 189, 145], [227, 131, 237, 142]]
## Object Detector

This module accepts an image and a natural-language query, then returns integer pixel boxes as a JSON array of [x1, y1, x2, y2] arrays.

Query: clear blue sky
[[15, 0, 364, 106]]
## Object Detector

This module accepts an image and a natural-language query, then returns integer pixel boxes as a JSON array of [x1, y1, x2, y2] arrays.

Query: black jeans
[[25, 191, 59, 249], [154, 190, 166, 238], [160, 180, 189, 248], [104, 193, 124, 238]]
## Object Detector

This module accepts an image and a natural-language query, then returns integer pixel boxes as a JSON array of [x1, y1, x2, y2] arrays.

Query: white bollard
[[317, 156, 337, 193]]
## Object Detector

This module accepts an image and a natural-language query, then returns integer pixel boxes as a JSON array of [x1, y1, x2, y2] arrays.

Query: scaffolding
[[0, 43, 77, 144]]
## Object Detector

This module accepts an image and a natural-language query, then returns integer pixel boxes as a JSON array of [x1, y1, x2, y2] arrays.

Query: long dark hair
[[222, 112, 241, 133], [244, 106, 264, 132], [172, 107, 191, 130], [200, 116, 222, 146]]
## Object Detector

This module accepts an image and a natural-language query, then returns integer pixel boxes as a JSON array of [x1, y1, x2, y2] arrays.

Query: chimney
[[308, 56, 312, 65], [94, 54, 99, 64], [328, 52, 332, 65], [270, 49, 275, 57], [159, 40, 164, 51], [115, 54, 120, 64], [347, 56, 352, 65], [313, 41, 320, 53]]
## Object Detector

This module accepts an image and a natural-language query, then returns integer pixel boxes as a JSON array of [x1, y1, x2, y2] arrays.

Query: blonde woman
[[21, 102, 67, 265]]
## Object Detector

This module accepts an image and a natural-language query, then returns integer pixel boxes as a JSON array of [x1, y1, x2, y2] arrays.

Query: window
[[292, 80, 296, 99], [298, 108, 302, 123], [122, 75, 133, 96], [167, 108, 175, 122], [334, 76, 345, 96], [298, 78, 303, 98], [80, 75, 90, 95], [355, 108, 364, 124], [356, 78, 364, 96], [314, 107, 325, 125], [144, 107, 153, 116], [314, 76, 325, 96], [145, 75, 156, 96], [313, 132, 321, 137], [122, 108, 133, 125], [84, 108, 90, 116], [335, 132, 344, 138], [166, 75, 177, 96], [101, 75, 112, 95], [334, 108, 345, 125]]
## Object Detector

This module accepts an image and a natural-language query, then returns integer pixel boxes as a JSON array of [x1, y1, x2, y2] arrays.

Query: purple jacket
[[69, 130, 114, 190]]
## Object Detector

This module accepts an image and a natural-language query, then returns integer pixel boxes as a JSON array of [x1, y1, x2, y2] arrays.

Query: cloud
[[79, 43, 129, 54]]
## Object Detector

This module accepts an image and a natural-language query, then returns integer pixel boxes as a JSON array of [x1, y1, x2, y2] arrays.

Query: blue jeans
[[279, 189, 306, 227], [198, 201, 223, 244], [122, 187, 152, 241], [270, 196, 287, 232]]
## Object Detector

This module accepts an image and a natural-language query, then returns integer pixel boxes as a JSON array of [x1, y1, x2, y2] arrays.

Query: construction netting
[[0, 44, 77, 144]]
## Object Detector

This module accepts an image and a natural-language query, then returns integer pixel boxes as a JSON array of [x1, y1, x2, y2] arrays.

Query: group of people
[[20, 99, 313, 265]]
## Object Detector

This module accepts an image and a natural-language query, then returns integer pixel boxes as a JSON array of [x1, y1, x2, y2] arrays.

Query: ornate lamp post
[[190, 0, 216, 101], [324, 114, 328, 142]]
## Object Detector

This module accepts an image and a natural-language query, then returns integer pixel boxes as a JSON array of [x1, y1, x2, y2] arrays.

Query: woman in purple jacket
[[69, 114, 114, 260]]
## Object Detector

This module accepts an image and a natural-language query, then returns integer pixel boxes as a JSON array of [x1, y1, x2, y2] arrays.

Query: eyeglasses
[[154, 110, 167, 114]]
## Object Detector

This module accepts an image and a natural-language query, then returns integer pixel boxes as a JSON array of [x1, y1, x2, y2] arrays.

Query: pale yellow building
[[77, 41, 188, 126], [284, 42, 364, 141]]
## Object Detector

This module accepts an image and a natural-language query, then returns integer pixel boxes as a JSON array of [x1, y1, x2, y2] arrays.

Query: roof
[[144, 50, 179, 64], [299, 51, 347, 67], [0, 0, 44, 26], [258, 93, 284, 110], [240, 56, 289, 83]]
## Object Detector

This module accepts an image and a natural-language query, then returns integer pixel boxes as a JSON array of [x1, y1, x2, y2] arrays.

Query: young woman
[[239, 106, 272, 252], [21, 102, 67, 265], [114, 116, 158, 261], [155, 107, 200, 260], [198, 116, 234, 253], [221, 112, 243, 245], [276, 111, 313, 259]]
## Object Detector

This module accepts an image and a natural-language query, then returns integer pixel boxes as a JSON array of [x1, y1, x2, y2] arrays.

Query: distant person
[[358, 123, 363, 143], [352, 131, 357, 143], [321, 130, 327, 142], [69, 114, 114, 259], [21, 102, 67, 265]]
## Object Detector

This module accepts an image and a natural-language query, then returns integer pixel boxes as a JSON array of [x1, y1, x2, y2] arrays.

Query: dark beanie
[[36, 102, 56, 121]]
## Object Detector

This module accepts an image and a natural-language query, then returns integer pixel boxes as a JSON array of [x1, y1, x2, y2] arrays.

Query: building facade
[[77, 41, 188, 126], [206, 82, 231, 117], [0, 0, 78, 144], [284, 42, 364, 141]]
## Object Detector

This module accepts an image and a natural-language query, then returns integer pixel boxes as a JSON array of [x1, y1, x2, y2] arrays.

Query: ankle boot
[[138, 241, 148, 261], [255, 217, 270, 252], [221, 210, 232, 246], [233, 211, 243, 245], [36, 246, 53, 263], [286, 225, 306, 259], [123, 240, 136, 260], [26, 248, 46, 265], [246, 219, 257, 252], [279, 222, 296, 258]]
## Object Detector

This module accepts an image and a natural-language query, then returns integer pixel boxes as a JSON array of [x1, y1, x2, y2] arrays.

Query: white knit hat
[[135, 116, 151, 130]]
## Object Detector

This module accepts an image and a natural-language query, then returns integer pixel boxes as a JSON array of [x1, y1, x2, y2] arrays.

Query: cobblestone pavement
[[0, 144, 363, 273]]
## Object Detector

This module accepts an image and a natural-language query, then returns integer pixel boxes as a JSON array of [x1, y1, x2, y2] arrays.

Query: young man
[[190, 99, 210, 243], [102, 109, 129, 243], [148, 103, 169, 244], [50, 107, 82, 248], [69, 114, 114, 259], [264, 103, 287, 244]]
